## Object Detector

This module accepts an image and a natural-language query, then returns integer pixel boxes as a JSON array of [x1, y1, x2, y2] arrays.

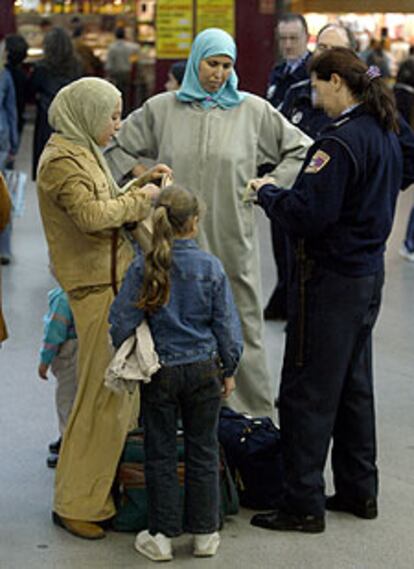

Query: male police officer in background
[[281, 23, 355, 139], [267, 14, 311, 110], [264, 14, 311, 320]]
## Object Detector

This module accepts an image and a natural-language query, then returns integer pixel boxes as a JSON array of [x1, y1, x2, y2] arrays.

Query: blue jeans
[[141, 359, 222, 537], [404, 206, 414, 252]]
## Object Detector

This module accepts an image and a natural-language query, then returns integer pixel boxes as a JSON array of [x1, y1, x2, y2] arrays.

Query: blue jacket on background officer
[[263, 14, 311, 320], [266, 14, 310, 110], [250, 47, 403, 534]]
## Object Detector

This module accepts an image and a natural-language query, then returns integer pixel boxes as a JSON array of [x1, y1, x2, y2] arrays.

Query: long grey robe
[[105, 91, 312, 416]]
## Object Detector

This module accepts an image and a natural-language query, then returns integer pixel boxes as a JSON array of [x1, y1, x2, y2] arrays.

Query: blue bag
[[218, 407, 284, 510]]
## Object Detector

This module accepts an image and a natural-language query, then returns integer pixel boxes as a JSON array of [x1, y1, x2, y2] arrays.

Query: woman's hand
[[133, 163, 173, 187], [248, 176, 277, 193], [136, 183, 161, 203], [222, 376, 236, 398]]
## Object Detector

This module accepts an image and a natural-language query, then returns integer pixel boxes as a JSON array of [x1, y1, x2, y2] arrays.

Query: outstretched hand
[[133, 164, 173, 187], [38, 362, 49, 380], [222, 376, 236, 399]]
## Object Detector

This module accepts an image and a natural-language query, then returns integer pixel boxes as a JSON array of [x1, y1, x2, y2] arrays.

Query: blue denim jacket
[[109, 239, 243, 377]]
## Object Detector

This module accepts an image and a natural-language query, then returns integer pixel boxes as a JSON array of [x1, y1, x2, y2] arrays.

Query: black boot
[[251, 509, 325, 533], [325, 495, 377, 519]]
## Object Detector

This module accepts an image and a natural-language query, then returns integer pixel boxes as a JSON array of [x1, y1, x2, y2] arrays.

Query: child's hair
[[137, 185, 201, 313], [310, 46, 399, 132]]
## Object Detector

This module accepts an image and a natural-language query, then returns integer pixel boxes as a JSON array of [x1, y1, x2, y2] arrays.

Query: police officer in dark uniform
[[264, 13, 311, 320], [266, 14, 311, 110], [250, 47, 403, 533], [281, 23, 355, 139]]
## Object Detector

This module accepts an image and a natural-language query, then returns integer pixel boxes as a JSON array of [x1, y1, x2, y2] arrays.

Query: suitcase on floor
[[112, 429, 239, 532], [218, 407, 284, 510]]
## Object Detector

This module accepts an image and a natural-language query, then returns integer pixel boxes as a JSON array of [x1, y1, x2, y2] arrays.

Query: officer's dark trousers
[[279, 262, 384, 517]]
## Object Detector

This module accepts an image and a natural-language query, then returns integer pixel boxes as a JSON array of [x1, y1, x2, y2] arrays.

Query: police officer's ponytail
[[310, 47, 399, 132]]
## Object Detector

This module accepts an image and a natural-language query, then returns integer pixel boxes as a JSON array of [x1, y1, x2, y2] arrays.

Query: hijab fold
[[48, 77, 121, 197], [177, 28, 246, 109]]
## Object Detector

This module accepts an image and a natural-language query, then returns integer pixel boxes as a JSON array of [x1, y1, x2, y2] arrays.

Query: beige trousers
[[51, 338, 78, 435], [54, 286, 137, 521]]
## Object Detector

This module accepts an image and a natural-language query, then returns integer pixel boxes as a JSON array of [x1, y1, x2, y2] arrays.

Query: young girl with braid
[[109, 185, 243, 562]]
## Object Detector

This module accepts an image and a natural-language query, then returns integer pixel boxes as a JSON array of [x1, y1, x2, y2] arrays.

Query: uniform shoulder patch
[[304, 149, 331, 174]]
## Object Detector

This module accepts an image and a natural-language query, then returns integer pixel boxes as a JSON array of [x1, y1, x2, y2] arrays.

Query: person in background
[[281, 23, 355, 139], [105, 27, 140, 117], [37, 77, 168, 540], [109, 185, 243, 561], [5, 34, 29, 142], [70, 17, 104, 77], [38, 285, 77, 469], [363, 39, 391, 79], [263, 13, 311, 321], [250, 47, 402, 533], [30, 27, 82, 180], [0, 40, 18, 265], [165, 60, 187, 91], [0, 172, 11, 343], [394, 57, 414, 261], [105, 28, 312, 418], [266, 13, 311, 110]]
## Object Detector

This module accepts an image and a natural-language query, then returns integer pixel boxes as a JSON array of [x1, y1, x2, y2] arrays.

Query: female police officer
[[250, 47, 402, 533]]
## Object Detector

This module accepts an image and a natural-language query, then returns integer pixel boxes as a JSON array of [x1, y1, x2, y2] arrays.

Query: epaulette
[[331, 116, 351, 129], [290, 78, 311, 92]]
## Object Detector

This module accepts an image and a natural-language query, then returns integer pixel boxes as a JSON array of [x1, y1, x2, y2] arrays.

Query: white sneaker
[[135, 530, 173, 562], [193, 532, 220, 557], [399, 244, 414, 262]]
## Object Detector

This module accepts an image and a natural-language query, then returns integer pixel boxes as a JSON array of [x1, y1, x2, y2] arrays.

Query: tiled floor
[[0, 124, 413, 568]]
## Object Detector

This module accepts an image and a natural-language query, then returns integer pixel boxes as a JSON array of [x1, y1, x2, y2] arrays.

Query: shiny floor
[[1, 125, 413, 568]]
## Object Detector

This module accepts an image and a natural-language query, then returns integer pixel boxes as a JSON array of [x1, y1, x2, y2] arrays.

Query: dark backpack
[[112, 428, 239, 532], [218, 407, 284, 510]]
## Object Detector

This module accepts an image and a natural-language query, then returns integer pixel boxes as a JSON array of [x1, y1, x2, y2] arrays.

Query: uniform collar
[[285, 51, 311, 73], [329, 103, 366, 129]]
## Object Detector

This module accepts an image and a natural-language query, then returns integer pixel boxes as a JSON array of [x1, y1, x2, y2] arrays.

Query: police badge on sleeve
[[305, 150, 331, 174]]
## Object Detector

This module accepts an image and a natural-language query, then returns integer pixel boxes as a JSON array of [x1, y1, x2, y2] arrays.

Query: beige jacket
[[0, 173, 11, 342], [37, 134, 151, 292]]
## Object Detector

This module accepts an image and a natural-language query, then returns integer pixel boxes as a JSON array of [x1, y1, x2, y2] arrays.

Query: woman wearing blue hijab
[[176, 27, 245, 109], [106, 28, 312, 422]]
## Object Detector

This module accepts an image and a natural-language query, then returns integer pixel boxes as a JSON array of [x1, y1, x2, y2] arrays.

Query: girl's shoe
[[135, 530, 173, 562], [193, 532, 220, 557]]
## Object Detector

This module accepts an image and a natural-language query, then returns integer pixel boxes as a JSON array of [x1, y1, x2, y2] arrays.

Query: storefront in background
[[295, 1, 414, 73], [9, 0, 276, 97]]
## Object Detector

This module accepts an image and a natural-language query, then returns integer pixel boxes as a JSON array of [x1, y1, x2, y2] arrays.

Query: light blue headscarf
[[176, 28, 246, 109]]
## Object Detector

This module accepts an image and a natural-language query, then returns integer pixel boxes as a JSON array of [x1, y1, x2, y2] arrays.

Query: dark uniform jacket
[[281, 78, 330, 139], [266, 52, 311, 110], [258, 105, 403, 277], [281, 78, 414, 190]]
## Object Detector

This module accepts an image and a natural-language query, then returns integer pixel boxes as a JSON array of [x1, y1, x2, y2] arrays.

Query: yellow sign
[[196, 0, 235, 37], [156, 0, 194, 59]]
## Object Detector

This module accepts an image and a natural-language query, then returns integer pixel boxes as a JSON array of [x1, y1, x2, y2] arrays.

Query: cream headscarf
[[48, 77, 122, 197]]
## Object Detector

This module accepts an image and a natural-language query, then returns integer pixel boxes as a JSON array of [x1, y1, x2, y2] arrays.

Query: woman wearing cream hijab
[[37, 77, 170, 539]]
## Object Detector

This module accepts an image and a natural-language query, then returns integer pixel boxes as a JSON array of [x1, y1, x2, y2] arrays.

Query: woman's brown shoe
[[52, 512, 106, 540]]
